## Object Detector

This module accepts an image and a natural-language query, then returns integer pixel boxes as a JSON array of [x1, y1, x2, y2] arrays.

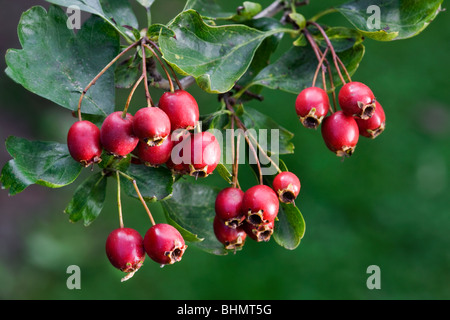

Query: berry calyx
[[295, 87, 330, 129], [338, 81, 376, 119], [321, 110, 359, 157], [354, 101, 386, 139], [105, 228, 146, 282], [188, 131, 221, 178], [215, 187, 245, 228], [272, 171, 301, 204], [100, 111, 139, 157], [213, 216, 247, 250], [158, 90, 200, 131], [143, 223, 187, 266], [135, 136, 173, 167], [243, 220, 274, 242], [242, 185, 279, 226], [67, 120, 102, 167], [132, 107, 171, 146]]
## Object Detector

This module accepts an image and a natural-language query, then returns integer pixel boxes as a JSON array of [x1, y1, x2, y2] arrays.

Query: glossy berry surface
[[213, 216, 247, 250], [136, 136, 173, 167], [321, 110, 359, 157], [272, 171, 301, 204], [243, 220, 274, 242], [67, 120, 102, 166], [165, 130, 191, 175], [105, 228, 145, 280], [188, 131, 221, 178], [158, 90, 199, 131], [215, 187, 245, 228], [132, 107, 171, 146], [355, 101, 386, 139], [242, 185, 279, 226], [295, 87, 330, 129], [143, 223, 187, 266], [338, 81, 376, 119], [100, 111, 139, 157]]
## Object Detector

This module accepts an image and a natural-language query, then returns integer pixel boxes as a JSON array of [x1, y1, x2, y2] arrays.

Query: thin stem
[[247, 132, 282, 174], [309, 7, 338, 22], [254, 0, 284, 19], [307, 21, 347, 85], [143, 43, 174, 93], [116, 171, 124, 228], [141, 40, 155, 108], [337, 55, 352, 83], [312, 46, 329, 89], [233, 129, 241, 189], [77, 40, 140, 121], [231, 116, 236, 187], [118, 171, 156, 226], [147, 40, 184, 91], [122, 74, 144, 118]]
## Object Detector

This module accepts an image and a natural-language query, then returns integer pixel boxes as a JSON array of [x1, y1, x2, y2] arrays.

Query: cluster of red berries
[[105, 223, 187, 281], [213, 171, 301, 250], [295, 81, 386, 157], [67, 89, 221, 177]]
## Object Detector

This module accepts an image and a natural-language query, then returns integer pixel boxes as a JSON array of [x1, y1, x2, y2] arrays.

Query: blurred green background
[[0, 0, 449, 300]]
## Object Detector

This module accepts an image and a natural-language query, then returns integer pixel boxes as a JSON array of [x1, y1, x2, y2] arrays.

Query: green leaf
[[5, 6, 120, 117], [46, 0, 139, 41], [161, 180, 229, 255], [273, 202, 306, 250], [159, 10, 287, 93], [64, 172, 107, 226], [122, 164, 174, 202], [336, 0, 444, 41], [135, 0, 155, 8], [250, 42, 365, 94], [114, 55, 141, 89], [0, 136, 82, 195], [183, 0, 261, 21], [312, 26, 364, 52]]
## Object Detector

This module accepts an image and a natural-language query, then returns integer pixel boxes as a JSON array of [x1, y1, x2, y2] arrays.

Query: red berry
[[243, 220, 274, 242], [188, 131, 221, 178], [355, 101, 386, 139], [158, 90, 199, 131], [295, 87, 330, 129], [165, 130, 191, 175], [143, 223, 187, 266], [321, 110, 359, 157], [215, 187, 245, 228], [100, 111, 139, 157], [105, 228, 146, 281], [242, 185, 279, 226], [132, 107, 171, 146], [213, 216, 247, 250], [272, 171, 301, 204], [67, 120, 102, 166], [338, 82, 376, 119], [136, 137, 173, 167]]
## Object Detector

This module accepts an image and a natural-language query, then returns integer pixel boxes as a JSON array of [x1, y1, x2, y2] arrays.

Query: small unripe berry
[[272, 171, 301, 204], [143, 223, 187, 266], [67, 120, 102, 166], [100, 111, 139, 157], [215, 187, 245, 228], [355, 101, 386, 139], [242, 185, 279, 226], [295, 87, 330, 129], [338, 82, 376, 119], [213, 216, 247, 250], [105, 228, 146, 281], [132, 107, 171, 146], [321, 110, 359, 157], [158, 90, 200, 131]]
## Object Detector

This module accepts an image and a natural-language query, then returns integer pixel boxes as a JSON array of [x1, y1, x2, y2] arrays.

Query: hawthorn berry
[[165, 130, 191, 175], [188, 131, 221, 178], [105, 228, 146, 281], [158, 90, 200, 131], [143, 223, 187, 266], [135, 136, 173, 167], [67, 120, 102, 167], [242, 185, 279, 226], [272, 171, 301, 204], [100, 111, 139, 157], [295, 87, 330, 129], [355, 101, 386, 139], [243, 220, 274, 242], [338, 81, 376, 119], [132, 107, 171, 146], [213, 216, 247, 250], [215, 187, 245, 228], [321, 110, 359, 157]]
